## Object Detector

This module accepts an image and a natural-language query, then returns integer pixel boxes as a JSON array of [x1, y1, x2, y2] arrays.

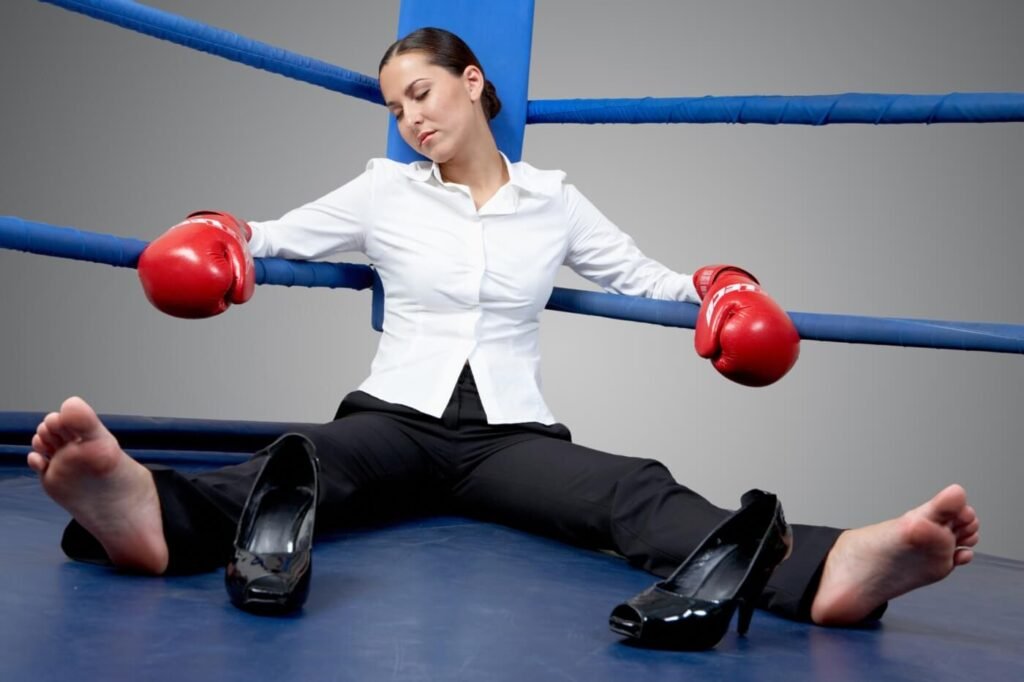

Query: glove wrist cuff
[[693, 264, 759, 299], [185, 210, 252, 242]]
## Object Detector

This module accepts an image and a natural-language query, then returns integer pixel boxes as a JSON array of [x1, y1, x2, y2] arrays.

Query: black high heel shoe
[[225, 433, 319, 615], [609, 489, 793, 650]]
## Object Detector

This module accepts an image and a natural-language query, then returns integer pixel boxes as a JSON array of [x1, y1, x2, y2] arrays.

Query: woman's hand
[[692, 264, 800, 387], [137, 210, 255, 318]]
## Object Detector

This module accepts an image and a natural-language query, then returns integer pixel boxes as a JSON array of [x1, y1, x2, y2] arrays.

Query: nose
[[404, 102, 424, 126]]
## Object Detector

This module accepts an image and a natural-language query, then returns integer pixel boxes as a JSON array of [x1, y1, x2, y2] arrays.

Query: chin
[[414, 138, 455, 164], [425, 149, 454, 164]]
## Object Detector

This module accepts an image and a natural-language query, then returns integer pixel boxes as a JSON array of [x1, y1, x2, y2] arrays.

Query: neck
[[439, 128, 508, 189]]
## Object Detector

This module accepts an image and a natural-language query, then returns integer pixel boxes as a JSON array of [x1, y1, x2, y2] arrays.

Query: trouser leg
[[62, 392, 449, 574], [451, 435, 728, 575], [451, 429, 848, 622], [444, 370, 727, 575]]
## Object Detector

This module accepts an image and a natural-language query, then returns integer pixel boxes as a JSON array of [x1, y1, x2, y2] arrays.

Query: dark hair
[[379, 27, 502, 121]]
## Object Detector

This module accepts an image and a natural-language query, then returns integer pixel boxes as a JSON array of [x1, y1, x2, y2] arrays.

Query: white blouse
[[247, 152, 699, 425]]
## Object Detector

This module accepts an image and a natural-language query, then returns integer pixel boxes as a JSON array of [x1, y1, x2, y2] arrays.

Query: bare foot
[[810, 483, 979, 626], [27, 397, 169, 574]]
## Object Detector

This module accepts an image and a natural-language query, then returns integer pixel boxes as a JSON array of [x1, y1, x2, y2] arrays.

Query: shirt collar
[[401, 150, 543, 194]]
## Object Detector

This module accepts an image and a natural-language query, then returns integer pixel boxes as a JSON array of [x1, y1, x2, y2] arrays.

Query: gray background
[[1, 1, 1021, 560]]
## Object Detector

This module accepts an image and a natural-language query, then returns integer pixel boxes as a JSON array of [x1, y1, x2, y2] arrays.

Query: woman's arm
[[246, 160, 378, 260], [561, 183, 700, 304], [561, 183, 798, 385]]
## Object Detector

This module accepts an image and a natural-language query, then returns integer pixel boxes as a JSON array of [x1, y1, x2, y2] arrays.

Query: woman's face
[[379, 51, 483, 163]]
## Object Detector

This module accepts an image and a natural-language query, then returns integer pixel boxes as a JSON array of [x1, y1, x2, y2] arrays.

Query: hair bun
[[482, 79, 502, 120]]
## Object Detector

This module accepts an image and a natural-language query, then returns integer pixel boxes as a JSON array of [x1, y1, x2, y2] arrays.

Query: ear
[[462, 65, 484, 102]]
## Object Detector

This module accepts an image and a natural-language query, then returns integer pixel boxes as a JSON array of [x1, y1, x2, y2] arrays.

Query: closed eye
[[393, 91, 429, 121]]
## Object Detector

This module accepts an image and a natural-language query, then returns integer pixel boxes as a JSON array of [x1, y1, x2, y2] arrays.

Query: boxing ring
[[2, 0, 1024, 679]]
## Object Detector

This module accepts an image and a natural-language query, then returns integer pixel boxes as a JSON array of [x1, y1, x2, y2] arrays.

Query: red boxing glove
[[692, 264, 800, 387], [137, 210, 255, 319]]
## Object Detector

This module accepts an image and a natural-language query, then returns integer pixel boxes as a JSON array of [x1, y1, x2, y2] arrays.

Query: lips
[[418, 131, 436, 146]]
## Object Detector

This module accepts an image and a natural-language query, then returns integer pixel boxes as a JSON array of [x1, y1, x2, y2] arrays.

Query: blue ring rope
[[39, 0, 383, 104], [527, 93, 1024, 125], [0, 216, 374, 290], [39, 0, 1024, 126], [1, 445, 249, 466], [3, 216, 1021, 354], [0, 411, 316, 443], [0, 413, 315, 465]]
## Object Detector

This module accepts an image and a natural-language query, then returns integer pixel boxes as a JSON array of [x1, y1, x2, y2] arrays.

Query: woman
[[27, 28, 978, 631]]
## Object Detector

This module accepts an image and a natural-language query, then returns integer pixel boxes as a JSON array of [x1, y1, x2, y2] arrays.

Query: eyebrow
[[385, 78, 429, 109]]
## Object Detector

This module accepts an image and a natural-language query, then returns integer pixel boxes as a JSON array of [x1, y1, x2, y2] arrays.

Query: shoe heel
[[737, 600, 754, 636]]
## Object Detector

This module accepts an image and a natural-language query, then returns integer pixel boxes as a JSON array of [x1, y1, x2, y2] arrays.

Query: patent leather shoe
[[609, 489, 792, 650], [225, 433, 319, 615]]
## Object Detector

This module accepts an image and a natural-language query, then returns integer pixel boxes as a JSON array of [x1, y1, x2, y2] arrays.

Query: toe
[[927, 484, 968, 524], [59, 396, 103, 441], [42, 411, 73, 446], [954, 505, 976, 528], [956, 519, 980, 541], [958, 530, 980, 548], [26, 451, 49, 474], [953, 548, 974, 566], [32, 430, 57, 457]]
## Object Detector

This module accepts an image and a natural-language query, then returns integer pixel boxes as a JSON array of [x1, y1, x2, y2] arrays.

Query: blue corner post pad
[[385, 0, 535, 163]]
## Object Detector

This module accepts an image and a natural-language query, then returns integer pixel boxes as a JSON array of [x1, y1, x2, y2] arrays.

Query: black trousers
[[63, 365, 860, 622]]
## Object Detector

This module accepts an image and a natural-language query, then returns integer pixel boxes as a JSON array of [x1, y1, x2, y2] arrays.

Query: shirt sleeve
[[245, 160, 377, 260], [562, 182, 700, 303]]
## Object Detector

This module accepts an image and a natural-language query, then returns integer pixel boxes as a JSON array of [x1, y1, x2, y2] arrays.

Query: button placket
[[469, 213, 485, 336]]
